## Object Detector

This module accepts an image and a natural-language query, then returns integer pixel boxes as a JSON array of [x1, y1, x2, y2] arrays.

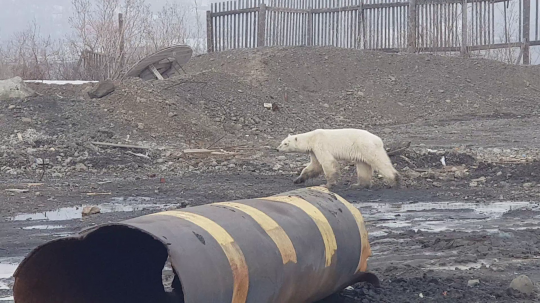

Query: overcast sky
[[0, 0, 210, 41]]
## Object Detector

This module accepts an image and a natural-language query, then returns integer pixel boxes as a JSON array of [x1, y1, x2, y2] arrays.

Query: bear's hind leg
[[351, 161, 373, 189], [315, 151, 340, 189], [294, 154, 323, 184]]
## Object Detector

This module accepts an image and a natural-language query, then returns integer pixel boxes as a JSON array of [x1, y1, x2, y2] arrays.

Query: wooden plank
[[408, 0, 417, 51], [289, 0, 301, 45], [241, 0, 245, 47], [148, 64, 164, 80], [335, 0, 340, 47], [386, 0, 390, 48], [218, 2, 223, 51], [251, 0, 255, 48], [258, 2, 267, 46], [347, 0, 352, 48], [461, 0, 467, 55], [415, 41, 522, 52], [522, 0, 531, 64], [296, 0, 300, 45], [536, 0, 539, 41], [206, 11, 214, 52], [225, 1, 230, 50], [211, 7, 259, 17], [286, 0, 291, 46]]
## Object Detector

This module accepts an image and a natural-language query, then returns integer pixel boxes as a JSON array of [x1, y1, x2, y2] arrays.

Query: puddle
[[9, 197, 179, 222], [0, 259, 20, 294], [21, 225, 66, 230], [0, 264, 18, 280], [356, 201, 540, 235], [427, 261, 490, 271], [356, 201, 537, 216]]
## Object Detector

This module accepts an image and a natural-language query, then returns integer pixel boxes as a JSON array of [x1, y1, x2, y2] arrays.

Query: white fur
[[277, 129, 399, 188]]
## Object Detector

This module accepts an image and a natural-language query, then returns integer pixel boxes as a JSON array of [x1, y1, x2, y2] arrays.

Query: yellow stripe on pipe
[[151, 211, 249, 303], [215, 202, 298, 265], [309, 186, 372, 273], [260, 195, 337, 267]]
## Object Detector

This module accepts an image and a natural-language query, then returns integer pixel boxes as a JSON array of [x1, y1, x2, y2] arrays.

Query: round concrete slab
[[124, 45, 193, 80]]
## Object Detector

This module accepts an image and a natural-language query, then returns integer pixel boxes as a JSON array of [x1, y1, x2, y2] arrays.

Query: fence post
[[407, 0, 417, 52], [257, 3, 267, 47], [206, 11, 214, 53], [522, 0, 530, 64], [307, 7, 313, 46], [461, 0, 468, 56]]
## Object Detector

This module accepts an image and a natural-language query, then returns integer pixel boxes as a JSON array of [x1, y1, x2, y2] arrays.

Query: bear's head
[[277, 134, 303, 153]]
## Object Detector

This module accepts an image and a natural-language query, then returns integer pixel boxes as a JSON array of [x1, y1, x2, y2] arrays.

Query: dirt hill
[[2, 46, 540, 177]]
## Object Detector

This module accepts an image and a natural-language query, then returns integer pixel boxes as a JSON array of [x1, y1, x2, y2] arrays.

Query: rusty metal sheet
[[13, 186, 378, 303]]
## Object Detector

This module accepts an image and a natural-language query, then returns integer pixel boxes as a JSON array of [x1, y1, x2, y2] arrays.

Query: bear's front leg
[[315, 152, 340, 189], [294, 154, 323, 184]]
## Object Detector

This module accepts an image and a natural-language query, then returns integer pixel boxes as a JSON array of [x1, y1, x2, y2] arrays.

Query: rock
[[277, 156, 287, 160], [469, 181, 478, 187], [509, 275, 534, 296], [75, 163, 88, 171], [168, 112, 178, 117], [471, 176, 486, 183], [82, 206, 101, 217], [137, 123, 145, 129], [523, 182, 534, 188], [454, 170, 467, 179], [88, 79, 115, 98], [468, 279, 480, 287], [0, 77, 36, 100], [21, 117, 32, 123]]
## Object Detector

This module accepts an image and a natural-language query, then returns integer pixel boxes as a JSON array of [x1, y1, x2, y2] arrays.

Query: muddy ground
[[1, 167, 540, 302], [1, 47, 540, 302]]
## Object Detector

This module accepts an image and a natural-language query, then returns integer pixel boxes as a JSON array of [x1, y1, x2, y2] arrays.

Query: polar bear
[[277, 129, 400, 189]]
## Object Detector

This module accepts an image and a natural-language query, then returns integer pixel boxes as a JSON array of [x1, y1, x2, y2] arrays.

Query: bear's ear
[[295, 137, 298, 141], [288, 134, 292, 137]]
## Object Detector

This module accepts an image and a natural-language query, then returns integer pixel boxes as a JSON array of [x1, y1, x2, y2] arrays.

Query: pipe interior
[[14, 225, 184, 303]]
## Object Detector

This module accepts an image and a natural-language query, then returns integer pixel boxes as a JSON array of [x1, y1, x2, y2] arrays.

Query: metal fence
[[207, 0, 540, 64]]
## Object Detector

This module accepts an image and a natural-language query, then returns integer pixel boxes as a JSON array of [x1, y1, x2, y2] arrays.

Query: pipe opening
[[14, 225, 185, 303]]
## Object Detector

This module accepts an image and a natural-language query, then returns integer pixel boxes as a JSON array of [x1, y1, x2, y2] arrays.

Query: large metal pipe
[[13, 186, 377, 303]]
